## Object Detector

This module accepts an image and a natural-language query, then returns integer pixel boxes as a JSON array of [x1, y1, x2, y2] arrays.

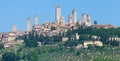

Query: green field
[[37, 46, 120, 61], [0, 45, 120, 61]]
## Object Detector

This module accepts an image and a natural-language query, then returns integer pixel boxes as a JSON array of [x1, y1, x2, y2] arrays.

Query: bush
[[110, 41, 119, 46], [1, 52, 19, 61], [0, 43, 4, 49], [25, 40, 38, 47], [64, 41, 77, 47]]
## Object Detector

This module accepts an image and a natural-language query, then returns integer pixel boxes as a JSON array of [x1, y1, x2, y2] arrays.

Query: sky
[[0, 0, 120, 32]]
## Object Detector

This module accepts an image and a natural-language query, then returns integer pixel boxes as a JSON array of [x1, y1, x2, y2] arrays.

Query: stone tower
[[26, 18, 31, 32], [87, 15, 92, 26], [34, 15, 38, 26], [82, 13, 87, 25], [60, 16, 64, 24], [12, 25, 17, 32], [56, 5, 61, 24], [68, 15, 73, 24], [72, 8, 77, 24]]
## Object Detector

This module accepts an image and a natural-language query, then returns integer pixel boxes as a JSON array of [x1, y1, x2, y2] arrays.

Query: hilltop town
[[0, 5, 116, 48], [0, 5, 120, 61]]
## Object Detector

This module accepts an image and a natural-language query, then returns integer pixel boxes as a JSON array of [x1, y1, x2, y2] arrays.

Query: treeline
[[64, 26, 120, 46], [76, 26, 120, 46], [16, 26, 120, 47], [16, 31, 62, 47]]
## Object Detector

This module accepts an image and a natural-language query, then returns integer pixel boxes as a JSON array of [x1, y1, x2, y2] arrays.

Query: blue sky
[[0, 0, 120, 32]]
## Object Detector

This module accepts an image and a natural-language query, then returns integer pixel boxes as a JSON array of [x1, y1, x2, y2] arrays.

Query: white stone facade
[[62, 37, 68, 42], [84, 41, 103, 48]]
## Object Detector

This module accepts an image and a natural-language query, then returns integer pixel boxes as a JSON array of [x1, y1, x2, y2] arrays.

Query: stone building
[[94, 24, 115, 29], [75, 33, 79, 40], [62, 37, 68, 42], [94, 41, 103, 46], [84, 41, 93, 48], [84, 41, 103, 48]]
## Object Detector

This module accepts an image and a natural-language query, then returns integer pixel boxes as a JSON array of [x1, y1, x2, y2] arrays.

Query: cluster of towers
[[25, 5, 92, 32], [68, 9, 77, 24], [12, 17, 35, 32], [81, 13, 92, 26], [56, 5, 92, 26], [26, 15, 39, 32], [56, 5, 77, 25]]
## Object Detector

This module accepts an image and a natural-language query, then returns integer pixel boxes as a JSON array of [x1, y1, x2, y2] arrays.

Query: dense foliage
[[64, 26, 120, 47], [16, 31, 62, 47], [94, 20, 98, 25], [0, 43, 4, 50], [22, 32, 39, 47], [1, 52, 19, 61], [76, 26, 120, 45], [1, 26, 120, 61]]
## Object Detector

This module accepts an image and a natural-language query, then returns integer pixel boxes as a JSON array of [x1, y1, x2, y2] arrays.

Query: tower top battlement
[[56, 5, 60, 8]]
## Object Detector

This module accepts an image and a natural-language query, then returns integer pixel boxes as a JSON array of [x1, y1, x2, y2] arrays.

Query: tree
[[110, 41, 119, 46], [23, 32, 38, 47], [0, 43, 4, 49], [87, 44, 93, 50], [66, 29, 72, 41], [94, 20, 98, 25], [64, 41, 78, 47], [25, 40, 38, 47], [76, 51, 80, 56], [1, 52, 19, 61]]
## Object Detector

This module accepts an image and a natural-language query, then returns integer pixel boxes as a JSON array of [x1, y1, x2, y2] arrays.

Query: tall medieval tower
[[12, 25, 17, 32], [60, 16, 65, 24], [26, 18, 31, 32], [72, 9, 77, 24], [82, 13, 87, 25], [34, 15, 38, 26], [68, 15, 73, 24], [87, 15, 92, 26], [56, 5, 61, 24], [82, 13, 92, 26]]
